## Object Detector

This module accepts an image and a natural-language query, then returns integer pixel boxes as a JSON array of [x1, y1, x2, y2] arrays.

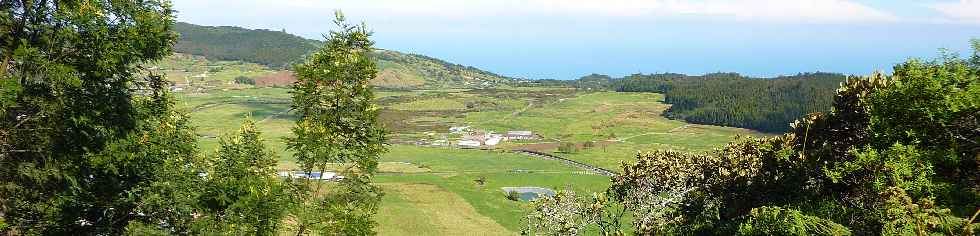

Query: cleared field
[[376, 183, 511, 236], [375, 145, 612, 233]]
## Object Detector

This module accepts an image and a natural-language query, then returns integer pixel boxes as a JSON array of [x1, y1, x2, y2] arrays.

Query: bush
[[234, 76, 256, 85], [557, 142, 578, 154], [506, 191, 522, 201], [736, 206, 851, 236]]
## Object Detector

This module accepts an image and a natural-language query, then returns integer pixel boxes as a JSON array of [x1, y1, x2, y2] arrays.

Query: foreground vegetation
[[524, 43, 980, 235]]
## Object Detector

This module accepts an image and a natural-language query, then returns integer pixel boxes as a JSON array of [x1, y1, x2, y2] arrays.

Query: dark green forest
[[610, 72, 846, 132], [174, 22, 320, 68]]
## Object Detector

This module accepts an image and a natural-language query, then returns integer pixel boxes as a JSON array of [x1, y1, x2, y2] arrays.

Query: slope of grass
[[376, 182, 512, 235]]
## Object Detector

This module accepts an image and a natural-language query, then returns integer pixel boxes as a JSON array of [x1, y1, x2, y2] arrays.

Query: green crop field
[[178, 85, 763, 235]]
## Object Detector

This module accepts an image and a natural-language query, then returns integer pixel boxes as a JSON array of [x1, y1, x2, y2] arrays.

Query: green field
[[179, 85, 762, 235]]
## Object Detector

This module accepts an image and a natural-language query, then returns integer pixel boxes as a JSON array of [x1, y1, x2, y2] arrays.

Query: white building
[[485, 136, 503, 146], [505, 131, 536, 140], [449, 126, 470, 133], [457, 140, 481, 149]]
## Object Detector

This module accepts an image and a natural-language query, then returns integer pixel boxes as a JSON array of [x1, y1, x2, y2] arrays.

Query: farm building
[[485, 136, 503, 146], [462, 132, 489, 142], [504, 131, 536, 140], [457, 140, 481, 149]]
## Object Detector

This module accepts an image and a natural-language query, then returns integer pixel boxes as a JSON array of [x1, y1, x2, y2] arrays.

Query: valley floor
[[180, 86, 763, 234]]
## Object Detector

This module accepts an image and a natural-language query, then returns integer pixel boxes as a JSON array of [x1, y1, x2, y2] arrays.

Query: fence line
[[511, 149, 618, 177]]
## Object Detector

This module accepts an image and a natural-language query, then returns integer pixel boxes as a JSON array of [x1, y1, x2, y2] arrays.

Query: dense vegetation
[[174, 22, 319, 68], [286, 11, 387, 235], [175, 22, 516, 88], [610, 72, 846, 132], [524, 42, 980, 235], [1, 4, 384, 235]]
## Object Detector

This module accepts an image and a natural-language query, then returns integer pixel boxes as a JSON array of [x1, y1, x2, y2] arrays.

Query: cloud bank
[[262, 0, 899, 23], [930, 0, 980, 23]]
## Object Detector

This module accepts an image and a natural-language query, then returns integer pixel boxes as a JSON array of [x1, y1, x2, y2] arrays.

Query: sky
[[171, 0, 980, 79]]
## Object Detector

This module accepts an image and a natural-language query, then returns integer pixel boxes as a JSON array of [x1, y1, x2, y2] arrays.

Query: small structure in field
[[277, 171, 343, 181], [449, 126, 471, 134], [462, 131, 488, 142], [457, 140, 481, 149], [504, 131, 536, 140], [485, 136, 503, 146]]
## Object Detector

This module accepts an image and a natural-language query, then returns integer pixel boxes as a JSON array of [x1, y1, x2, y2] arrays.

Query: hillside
[[173, 22, 515, 88]]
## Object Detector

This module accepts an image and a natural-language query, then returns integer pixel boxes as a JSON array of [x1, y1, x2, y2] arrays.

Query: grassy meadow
[[177, 83, 763, 234]]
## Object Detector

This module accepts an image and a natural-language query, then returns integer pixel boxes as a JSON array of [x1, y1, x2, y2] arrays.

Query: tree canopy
[[286, 11, 388, 235], [611, 72, 846, 132]]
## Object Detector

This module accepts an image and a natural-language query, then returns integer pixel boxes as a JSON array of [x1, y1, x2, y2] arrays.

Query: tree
[[197, 117, 296, 235], [558, 142, 578, 154], [1, 0, 185, 234], [285, 11, 387, 235]]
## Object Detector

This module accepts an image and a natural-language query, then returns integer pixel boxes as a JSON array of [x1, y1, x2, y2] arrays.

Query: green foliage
[[522, 189, 616, 236], [234, 76, 256, 85], [0, 0, 183, 234], [540, 41, 980, 235], [506, 191, 522, 201], [286, 11, 387, 235], [736, 206, 851, 236], [611, 72, 845, 132], [196, 118, 295, 235], [558, 142, 579, 154]]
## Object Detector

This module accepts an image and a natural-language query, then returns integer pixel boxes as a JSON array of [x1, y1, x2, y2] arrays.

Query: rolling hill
[[173, 22, 516, 88]]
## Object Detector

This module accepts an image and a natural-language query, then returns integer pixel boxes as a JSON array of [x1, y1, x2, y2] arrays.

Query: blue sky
[[171, 0, 980, 79]]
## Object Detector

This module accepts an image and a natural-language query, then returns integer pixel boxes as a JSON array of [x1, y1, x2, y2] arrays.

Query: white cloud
[[177, 0, 897, 24], [517, 0, 898, 23], [930, 0, 980, 23]]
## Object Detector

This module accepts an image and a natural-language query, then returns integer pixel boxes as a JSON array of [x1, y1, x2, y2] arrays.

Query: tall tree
[[285, 11, 387, 235], [197, 117, 295, 235], [0, 0, 187, 234]]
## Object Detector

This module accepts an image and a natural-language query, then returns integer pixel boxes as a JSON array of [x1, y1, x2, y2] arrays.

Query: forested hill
[[608, 72, 846, 132], [173, 22, 515, 88], [174, 22, 319, 68]]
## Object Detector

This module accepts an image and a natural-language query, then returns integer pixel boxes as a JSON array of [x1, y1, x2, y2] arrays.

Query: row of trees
[[611, 72, 846, 132], [524, 41, 980, 235], [1, 2, 384, 235]]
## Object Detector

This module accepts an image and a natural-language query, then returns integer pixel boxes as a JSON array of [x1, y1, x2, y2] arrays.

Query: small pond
[[501, 187, 556, 201]]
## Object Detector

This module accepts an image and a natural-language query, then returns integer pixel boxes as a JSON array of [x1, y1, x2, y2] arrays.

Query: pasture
[[179, 85, 762, 234]]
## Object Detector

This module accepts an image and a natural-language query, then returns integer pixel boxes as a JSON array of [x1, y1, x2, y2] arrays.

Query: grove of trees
[[1, 2, 385, 235], [174, 22, 320, 69], [612, 72, 846, 133]]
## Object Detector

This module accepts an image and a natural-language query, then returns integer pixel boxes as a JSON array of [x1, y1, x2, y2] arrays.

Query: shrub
[[557, 142, 578, 153], [234, 76, 256, 85], [506, 191, 522, 201], [736, 206, 851, 236]]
